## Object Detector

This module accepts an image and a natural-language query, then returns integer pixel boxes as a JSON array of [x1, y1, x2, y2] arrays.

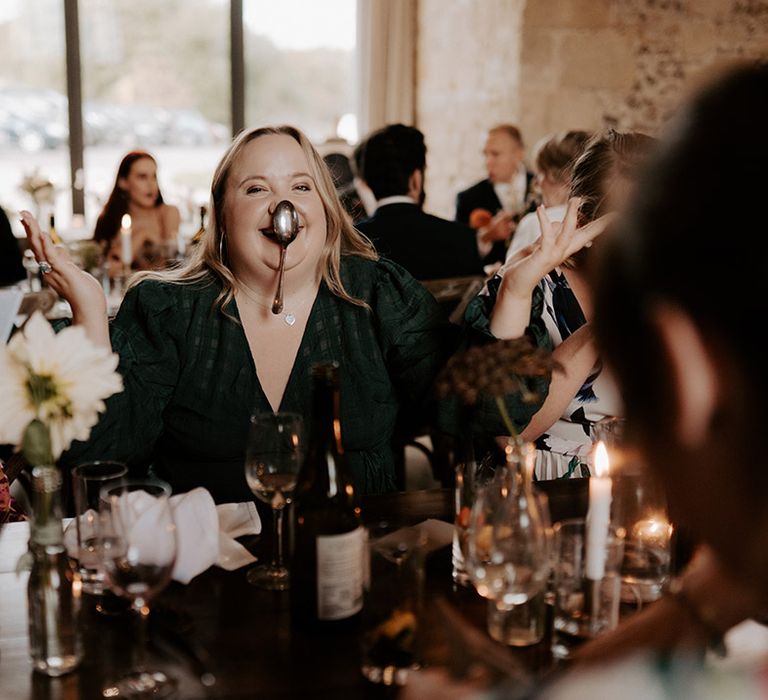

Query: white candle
[[585, 441, 612, 580], [120, 214, 132, 268]]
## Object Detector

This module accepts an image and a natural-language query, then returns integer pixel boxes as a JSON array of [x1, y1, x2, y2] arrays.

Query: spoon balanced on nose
[[266, 200, 300, 314]]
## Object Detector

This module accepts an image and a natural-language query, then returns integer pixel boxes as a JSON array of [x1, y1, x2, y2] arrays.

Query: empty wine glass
[[466, 454, 550, 607], [99, 479, 177, 699], [244, 412, 304, 590]]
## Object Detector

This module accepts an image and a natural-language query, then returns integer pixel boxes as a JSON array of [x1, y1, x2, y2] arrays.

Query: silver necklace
[[236, 280, 314, 326]]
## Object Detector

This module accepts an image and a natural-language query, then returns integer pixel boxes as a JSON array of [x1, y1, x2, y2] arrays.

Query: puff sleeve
[[62, 280, 184, 471]]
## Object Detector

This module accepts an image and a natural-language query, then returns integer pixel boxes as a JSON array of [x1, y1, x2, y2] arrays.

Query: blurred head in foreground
[[593, 62, 768, 589]]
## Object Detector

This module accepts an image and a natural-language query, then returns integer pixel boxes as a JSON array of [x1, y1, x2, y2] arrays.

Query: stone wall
[[417, 0, 768, 218], [417, 0, 525, 218]]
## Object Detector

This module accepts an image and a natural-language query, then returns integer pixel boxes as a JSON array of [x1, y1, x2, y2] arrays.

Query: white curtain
[[356, 0, 417, 138]]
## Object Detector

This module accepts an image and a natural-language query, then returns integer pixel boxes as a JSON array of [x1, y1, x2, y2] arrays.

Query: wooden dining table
[[0, 480, 588, 700]]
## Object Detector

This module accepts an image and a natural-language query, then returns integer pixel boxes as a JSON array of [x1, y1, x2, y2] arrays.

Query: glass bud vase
[[27, 465, 83, 676]]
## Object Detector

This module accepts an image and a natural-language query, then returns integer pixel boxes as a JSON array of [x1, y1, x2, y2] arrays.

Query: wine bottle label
[[316, 527, 365, 620]]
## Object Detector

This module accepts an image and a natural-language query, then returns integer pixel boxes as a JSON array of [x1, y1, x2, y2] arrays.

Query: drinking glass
[[361, 522, 427, 686], [244, 412, 304, 590], [612, 462, 672, 605], [72, 460, 127, 594], [99, 479, 177, 698], [551, 518, 624, 660], [592, 415, 625, 448], [594, 416, 672, 605], [466, 464, 550, 646]]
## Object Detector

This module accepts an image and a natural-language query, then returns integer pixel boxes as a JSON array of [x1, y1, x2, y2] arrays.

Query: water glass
[[361, 522, 426, 686], [592, 415, 625, 448], [72, 460, 127, 594], [452, 452, 495, 586], [551, 518, 624, 661], [612, 464, 672, 605], [594, 416, 672, 605]]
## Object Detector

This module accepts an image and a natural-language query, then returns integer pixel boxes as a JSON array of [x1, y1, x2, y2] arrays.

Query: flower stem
[[495, 395, 519, 439]]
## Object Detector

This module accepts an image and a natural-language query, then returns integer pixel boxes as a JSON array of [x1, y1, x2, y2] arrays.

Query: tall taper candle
[[585, 441, 612, 580], [120, 214, 132, 268]]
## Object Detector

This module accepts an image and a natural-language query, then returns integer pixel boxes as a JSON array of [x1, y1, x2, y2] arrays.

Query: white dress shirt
[[505, 203, 567, 262], [493, 163, 528, 213]]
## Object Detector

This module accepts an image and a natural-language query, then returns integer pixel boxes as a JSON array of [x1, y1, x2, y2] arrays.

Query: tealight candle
[[585, 441, 612, 580], [120, 214, 132, 268], [632, 514, 672, 550]]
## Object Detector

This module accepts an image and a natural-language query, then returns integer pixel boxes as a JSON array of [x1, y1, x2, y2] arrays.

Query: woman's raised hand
[[20, 210, 110, 347], [489, 198, 613, 340], [500, 198, 613, 299]]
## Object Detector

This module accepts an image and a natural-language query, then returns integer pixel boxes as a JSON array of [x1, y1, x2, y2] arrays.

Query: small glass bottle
[[27, 465, 82, 676]]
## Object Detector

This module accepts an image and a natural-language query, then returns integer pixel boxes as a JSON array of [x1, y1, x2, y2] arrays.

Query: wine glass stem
[[132, 597, 149, 671], [272, 506, 284, 569]]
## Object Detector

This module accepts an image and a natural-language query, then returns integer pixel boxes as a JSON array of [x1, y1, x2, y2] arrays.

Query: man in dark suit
[[455, 124, 535, 265], [356, 124, 483, 281]]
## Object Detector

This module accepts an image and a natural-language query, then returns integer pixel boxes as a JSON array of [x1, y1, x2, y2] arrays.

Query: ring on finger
[[39, 260, 53, 274]]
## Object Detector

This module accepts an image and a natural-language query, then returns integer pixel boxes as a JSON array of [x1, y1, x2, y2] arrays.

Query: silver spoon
[[267, 200, 300, 314]]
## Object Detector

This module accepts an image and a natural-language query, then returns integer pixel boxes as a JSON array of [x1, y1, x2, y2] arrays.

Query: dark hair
[[323, 151, 365, 223], [351, 139, 366, 177], [593, 63, 768, 459], [323, 152, 355, 190], [93, 151, 163, 246], [489, 124, 524, 148], [359, 124, 426, 200], [534, 130, 592, 185]]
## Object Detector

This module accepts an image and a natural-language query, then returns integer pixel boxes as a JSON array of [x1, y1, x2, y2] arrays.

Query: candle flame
[[121, 214, 131, 229], [595, 441, 610, 478]]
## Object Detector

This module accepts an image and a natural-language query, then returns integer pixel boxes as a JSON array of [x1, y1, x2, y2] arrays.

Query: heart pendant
[[284, 313, 296, 326]]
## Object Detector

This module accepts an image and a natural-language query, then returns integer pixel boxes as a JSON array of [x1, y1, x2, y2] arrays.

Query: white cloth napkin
[[65, 487, 261, 584]]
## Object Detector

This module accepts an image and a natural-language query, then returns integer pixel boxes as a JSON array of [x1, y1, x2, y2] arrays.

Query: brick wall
[[417, 0, 768, 218]]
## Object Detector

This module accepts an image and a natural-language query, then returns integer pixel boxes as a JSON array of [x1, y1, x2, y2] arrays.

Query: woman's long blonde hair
[[129, 125, 377, 311]]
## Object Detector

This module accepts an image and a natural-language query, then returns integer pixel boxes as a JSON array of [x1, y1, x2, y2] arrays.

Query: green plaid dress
[[64, 256, 549, 501]]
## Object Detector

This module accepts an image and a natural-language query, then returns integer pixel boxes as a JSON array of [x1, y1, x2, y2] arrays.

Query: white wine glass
[[244, 412, 304, 590], [466, 466, 550, 606], [98, 478, 177, 699]]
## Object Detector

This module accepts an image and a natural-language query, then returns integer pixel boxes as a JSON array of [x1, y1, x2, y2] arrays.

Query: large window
[[80, 0, 230, 238], [0, 1, 68, 229], [244, 0, 357, 143], [0, 0, 358, 243]]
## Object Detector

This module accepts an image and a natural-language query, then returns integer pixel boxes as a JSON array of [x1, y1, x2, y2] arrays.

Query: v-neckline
[[230, 284, 323, 414]]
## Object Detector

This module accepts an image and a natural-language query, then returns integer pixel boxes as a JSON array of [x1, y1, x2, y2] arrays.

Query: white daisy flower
[[0, 312, 123, 462]]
